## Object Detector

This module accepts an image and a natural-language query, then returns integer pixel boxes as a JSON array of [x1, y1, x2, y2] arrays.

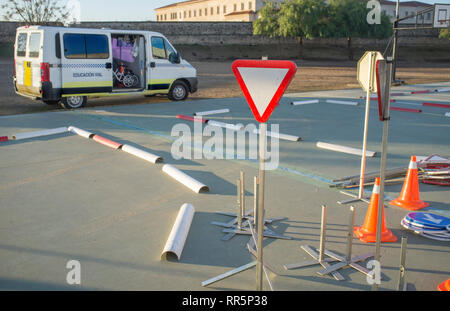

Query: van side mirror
[[169, 52, 180, 64]]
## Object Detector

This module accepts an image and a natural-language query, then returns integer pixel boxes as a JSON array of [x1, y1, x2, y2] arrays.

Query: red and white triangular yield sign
[[232, 60, 297, 123]]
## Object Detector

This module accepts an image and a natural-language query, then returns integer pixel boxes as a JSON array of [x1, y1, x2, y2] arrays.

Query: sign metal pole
[[372, 59, 393, 291], [256, 122, 267, 291]]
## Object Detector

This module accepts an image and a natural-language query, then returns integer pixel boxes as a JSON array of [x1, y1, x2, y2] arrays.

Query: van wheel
[[60, 96, 87, 109], [43, 100, 60, 105], [168, 81, 188, 101]]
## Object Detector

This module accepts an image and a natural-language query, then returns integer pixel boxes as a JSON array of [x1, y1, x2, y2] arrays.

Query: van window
[[64, 33, 86, 58], [16, 33, 27, 57], [63, 33, 109, 59], [86, 34, 109, 59], [28, 33, 41, 58], [55, 33, 61, 58], [151, 37, 176, 60], [151, 37, 166, 59]]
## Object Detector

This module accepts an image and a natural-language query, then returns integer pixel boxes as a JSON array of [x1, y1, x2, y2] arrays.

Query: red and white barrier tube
[[0, 136, 8, 142], [162, 164, 209, 193], [120, 144, 163, 164], [161, 203, 195, 261], [92, 134, 123, 149], [68, 126, 94, 139], [326, 99, 359, 106], [390, 107, 422, 113], [177, 115, 208, 123], [194, 109, 230, 116], [12, 127, 68, 140], [291, 99, 319, 105], [422, 102, 450, 109]]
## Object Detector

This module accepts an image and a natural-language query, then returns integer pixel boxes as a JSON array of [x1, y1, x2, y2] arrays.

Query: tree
[[277, 0, 329, 39], [439, 29, 450, 40], [1, 0, 69, 25], [253, 1, 280, 37]]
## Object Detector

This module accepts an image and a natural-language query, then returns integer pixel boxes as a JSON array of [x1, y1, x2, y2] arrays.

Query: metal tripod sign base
[[202, 208, 276, 290], [284, 205, 344, 281], [338, 190, 371, 205], [317, 206, 374, 279]]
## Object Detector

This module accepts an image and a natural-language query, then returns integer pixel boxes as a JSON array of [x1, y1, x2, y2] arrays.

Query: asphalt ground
[[0, 82, 449, 291]]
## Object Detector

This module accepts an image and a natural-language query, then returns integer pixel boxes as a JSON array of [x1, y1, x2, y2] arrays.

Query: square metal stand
[[316, 206, 374, 278], [283, 205, 344, 281], [211, 171, 292, 241], [202, 176, 276, 290]]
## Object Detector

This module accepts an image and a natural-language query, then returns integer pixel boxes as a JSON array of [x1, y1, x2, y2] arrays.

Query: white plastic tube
[[194, 109, 230, 116], [316, 142, 376, 157], [436, 87, 450, 93], [253, 128, 301, 142], [68, 126, 93, 139], [207, 120, 243, 131], [445, 112, 450, 117], [326, 99, 359, 106], [12, 127, 68, 140], [161, 203, 195, 261], [162, 164, 209, 193], [121, 144, 163, 164], [291, 99, 319, 106]]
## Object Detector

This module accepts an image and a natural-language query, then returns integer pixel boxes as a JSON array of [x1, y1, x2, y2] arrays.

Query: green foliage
[[1, 0, 69, 24], [254, 0, 393, 39], [253, 1, 280, 37], [439, 29, 450, 40]]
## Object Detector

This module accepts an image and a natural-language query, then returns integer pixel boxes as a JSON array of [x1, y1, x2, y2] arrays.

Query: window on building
[[234, 4, 237, 11], [241, 3, 244, 10], [405, 11, 409, 17], [249, 2, 252, 10], [223, 5, 226, 14], [184, 11, 186, 18], [426, 12, 431, 20], [189, 10, 191, 17], [194, 10, 196, 17], [211, 7, 214, 15], [205, 8, 207, 16], [199, 9, 202, 16], [217, 6, 220, 14]]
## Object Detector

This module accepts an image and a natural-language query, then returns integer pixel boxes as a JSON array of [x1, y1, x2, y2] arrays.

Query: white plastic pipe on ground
[[162, 164, 210, 193], [326, 99, 359, 106], [445, 112, 450, 117], [12, 127, 68, 140], [436, 87, 450, 93], [253, 128, 301, 142], [207, 120, 243, 131], [316, 142, 376, 157], [68, 126, 94, 139], [194, 109, 230, 116], [161, 203, 195, 261], [291, 99, 319, 106], [121, 144, 163, 164]]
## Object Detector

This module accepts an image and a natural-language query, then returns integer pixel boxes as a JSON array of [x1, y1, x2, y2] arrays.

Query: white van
[[13, 26, 197, 108]]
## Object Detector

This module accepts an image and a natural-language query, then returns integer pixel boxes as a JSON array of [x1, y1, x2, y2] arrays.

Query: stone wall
[[1, 21, 447, 62]]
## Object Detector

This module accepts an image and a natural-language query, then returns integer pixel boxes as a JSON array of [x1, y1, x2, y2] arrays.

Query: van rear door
[[15, 30, 43, 98], [59, 31, 113, 96]]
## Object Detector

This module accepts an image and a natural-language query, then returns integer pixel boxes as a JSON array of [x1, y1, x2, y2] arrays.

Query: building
[[155, 0, 285, 22], [380, 1, 433, 24], [155, 0, 433, 24]]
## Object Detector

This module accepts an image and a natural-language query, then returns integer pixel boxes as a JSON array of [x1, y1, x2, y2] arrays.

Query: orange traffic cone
[[354, 178, 397, 243], [390, 156, 429, 211], [437, 279, 450, 291]]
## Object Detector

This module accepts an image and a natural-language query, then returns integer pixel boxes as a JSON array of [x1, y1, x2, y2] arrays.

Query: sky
[[0, 0, 444, 22]]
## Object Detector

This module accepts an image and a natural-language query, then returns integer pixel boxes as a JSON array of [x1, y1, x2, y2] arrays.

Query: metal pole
[[254, 176, 259, 228], [372, 61, 393, 291], [236, 179, 242, 230], [397, 237, 407, 291], [358, 52, 374, 199], [346, 206, 356, 262], [256, 122, 267, 291], [392, 0, 400, 83], [318, 205, 327, 262], [240, 171, 245, 224]]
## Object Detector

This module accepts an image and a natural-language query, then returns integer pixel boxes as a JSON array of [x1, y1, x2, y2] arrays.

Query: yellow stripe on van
[[24, 61, 32, 86], [62, 81, 112, 88]]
